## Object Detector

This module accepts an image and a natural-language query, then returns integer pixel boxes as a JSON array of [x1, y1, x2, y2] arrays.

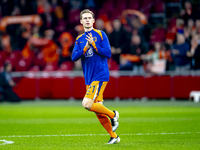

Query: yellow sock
[[90, 103, 115, 119], [96, 114, 117, 138]]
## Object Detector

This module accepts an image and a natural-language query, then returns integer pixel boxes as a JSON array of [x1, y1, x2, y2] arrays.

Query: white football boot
[[111, 110, 119, 132], [107, 136, 120, 144]]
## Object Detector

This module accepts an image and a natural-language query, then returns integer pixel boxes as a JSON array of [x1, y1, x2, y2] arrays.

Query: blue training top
[[71, 29, 111, 85]]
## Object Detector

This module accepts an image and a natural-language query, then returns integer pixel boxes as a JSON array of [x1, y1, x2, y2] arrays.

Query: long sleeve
[[91, 31, 111, 59], [172, 43, 189, 57], [71, 41, 84, 61]]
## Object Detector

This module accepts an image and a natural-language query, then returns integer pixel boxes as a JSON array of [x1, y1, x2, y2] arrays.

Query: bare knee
[[82, 98, 94, 110]]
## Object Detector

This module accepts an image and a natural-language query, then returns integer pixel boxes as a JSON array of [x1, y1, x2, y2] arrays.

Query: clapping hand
[[86, 33, 94, 45], [85, 33, 94, 49]]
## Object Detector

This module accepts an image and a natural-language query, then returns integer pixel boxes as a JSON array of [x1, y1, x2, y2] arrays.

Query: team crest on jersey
[[85, 47, 93, 57], [93, 37, 97, 42]]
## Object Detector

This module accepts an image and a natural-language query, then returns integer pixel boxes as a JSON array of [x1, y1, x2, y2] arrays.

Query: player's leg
[[82, 97, 119, 132], [83, 81, 119, 129], [95, 101, 117, 138], [82, 81, 120, 144], [94, 93, 120, 144], [82, 81, 115, 119], [96, 112, 120, 144]]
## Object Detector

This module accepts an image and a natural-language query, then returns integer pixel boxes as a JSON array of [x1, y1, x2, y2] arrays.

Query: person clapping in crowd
[[187, 34, 200, 70], [171, 33, 190, 73]]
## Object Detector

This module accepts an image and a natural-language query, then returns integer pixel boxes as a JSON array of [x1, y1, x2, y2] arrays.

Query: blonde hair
[[80, 9, 94, 20]]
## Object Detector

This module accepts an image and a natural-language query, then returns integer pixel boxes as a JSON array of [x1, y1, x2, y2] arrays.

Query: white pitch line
[[0, 140, 14, 145], [0, 132, 199, 138]]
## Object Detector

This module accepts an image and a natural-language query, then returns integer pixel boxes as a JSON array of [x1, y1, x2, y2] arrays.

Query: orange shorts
[[85, 81, 108, 102]]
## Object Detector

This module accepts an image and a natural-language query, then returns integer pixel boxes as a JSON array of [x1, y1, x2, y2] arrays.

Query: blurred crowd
[[0, 0, 200, 74]]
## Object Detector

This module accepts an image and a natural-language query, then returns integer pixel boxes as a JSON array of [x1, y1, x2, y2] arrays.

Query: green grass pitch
[[0, 100, 200, 150]]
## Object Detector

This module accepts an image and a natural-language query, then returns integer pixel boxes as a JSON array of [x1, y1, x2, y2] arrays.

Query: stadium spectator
[[121, 10, 150, 43], [36, 29, 59, 71], [180, 0, 200, 25], [58, 32, 74, 66], [176, 18, 185, 34], [39, 3, 58, 36], [171, 33, 190, 73], [20, 28, 59, 71], [0, 62, 21, 102], [187, 34, 200, 70], [95, 17, 113, 37], [186, 19, 195, 34], [120, 34, 149, 73], [95, 18, 105, 32], [1, 0, 200, 74], [18, 0, 37, 15], [162, 42, 175, 71], [18, 0, 28, 15], [51, 0, 64, 19], [109, 19, 128, 65], [5, 6, 23, 51], [141, 42, 171, 74], [1, 33, 12, 53], [183, 19, 195, 46], [195, 19, 200, 34]]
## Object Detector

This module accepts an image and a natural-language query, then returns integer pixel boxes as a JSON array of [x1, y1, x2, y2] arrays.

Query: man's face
[[6, 64, 12, 72], [113, 19, 121, 31], [80, 13, 94, 29], [177, 34, 185, 44], [185, 2, 191, 9]]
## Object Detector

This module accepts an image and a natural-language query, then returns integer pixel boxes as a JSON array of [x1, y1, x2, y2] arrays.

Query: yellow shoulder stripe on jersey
[[91, 41, 98, 52], [83, 46, 88, 54], [76, 33, 84, 41], [93, 29, 103, 40]]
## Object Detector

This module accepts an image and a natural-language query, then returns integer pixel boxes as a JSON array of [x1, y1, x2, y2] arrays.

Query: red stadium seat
[[58, 61, 73, 71], [110, 11, 122, 21], [97, 8, 108, 18], [71, 77, 86, 99], [102, 0, 114, 12], [54, 19, 67, 34], [13, 78, 37, 99], [145, 76, 171, 99], [29, 66, 40, 72], [38, 78, 54, 99], [52, 77, 71, 99], [117, 76, 145, 99], [173, 76, 200, 99], [0, 51, 9, 66], [34, 53, 46, 69], [153, 1, 164, 13], [104, 76, 117, 99], [141, 0, 152, 8], [68, 9, 81, 25], [168, 17, 177, 31], [127, 0, 140, 10], [150, 28, 166, 44], [43, 63, 58, 71], [4, 51, 22, 69], [15, 58, 32, 71], [115, 0, 127, 11], [108, 59, 119, 71]]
